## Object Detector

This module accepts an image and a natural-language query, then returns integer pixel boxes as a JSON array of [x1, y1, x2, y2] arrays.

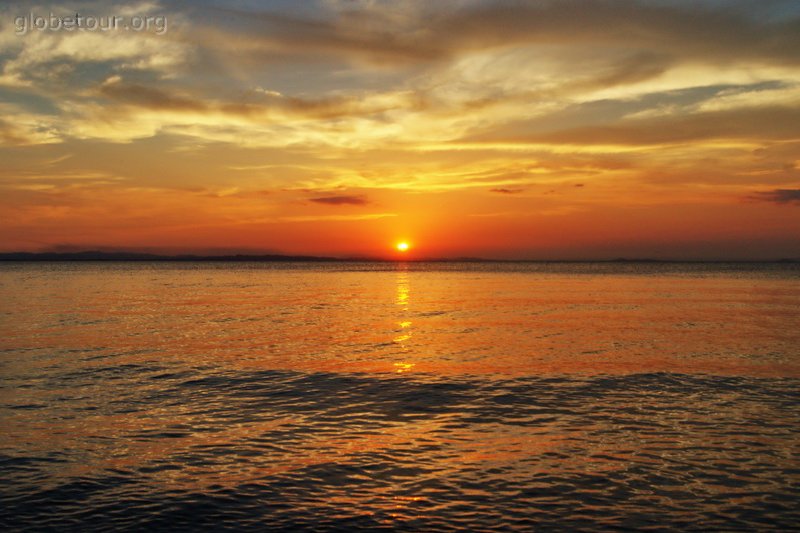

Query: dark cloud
[[203, 1, 800, 67], [438, 0, 800, 64], [204, 6, 446, 65], [490, 188, 525, 194], [309, 195, 369, 205], [750, 189, 800, 204]]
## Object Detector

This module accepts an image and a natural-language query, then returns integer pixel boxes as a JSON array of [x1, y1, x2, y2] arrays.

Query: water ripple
[[2, 369, 799, 531]]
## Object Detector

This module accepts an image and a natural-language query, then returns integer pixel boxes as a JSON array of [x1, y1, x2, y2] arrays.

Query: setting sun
[[396, 242, 410, 252]]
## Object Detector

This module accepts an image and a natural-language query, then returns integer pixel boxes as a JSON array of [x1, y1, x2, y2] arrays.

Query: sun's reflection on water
[[395, 270, 410, 310], [393, 268, 415, 372], [393, 361, 415, 373]]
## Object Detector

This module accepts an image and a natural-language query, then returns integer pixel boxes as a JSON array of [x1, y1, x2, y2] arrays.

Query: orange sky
[[1, 1, 799, 259]]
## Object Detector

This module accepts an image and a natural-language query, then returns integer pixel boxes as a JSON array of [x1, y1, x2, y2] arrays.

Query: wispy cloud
[[308, 195, 369, 206]]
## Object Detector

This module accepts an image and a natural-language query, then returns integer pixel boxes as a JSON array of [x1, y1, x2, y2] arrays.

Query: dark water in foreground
[[1, 262, 799, 531]]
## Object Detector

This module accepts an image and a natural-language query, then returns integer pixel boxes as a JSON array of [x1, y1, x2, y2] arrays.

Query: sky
[[0, 0, 799, 259]]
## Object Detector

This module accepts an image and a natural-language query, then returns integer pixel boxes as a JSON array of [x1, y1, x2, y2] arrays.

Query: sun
[[396, 241, 410, 252]]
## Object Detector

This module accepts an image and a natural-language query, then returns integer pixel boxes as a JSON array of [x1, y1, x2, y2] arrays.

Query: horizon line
[[0, 250, 798, 264]]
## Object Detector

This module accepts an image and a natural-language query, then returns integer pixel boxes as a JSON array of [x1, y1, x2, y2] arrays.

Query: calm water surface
[[1, 262, 799, 530]]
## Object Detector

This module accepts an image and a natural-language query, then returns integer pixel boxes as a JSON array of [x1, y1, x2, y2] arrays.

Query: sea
[[1, 261, 799, 531]]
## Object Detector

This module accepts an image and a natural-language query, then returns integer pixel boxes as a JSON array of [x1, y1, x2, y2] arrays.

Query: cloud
[[0, 108, 62, 146], [0, 12, 188, 88], [489, 188, 525, 194], [279, 213, 394, 222], [469, 105, 800, 146], [750, 189, 800, 204], [202, 1, 800, 68], [0, 118, 33, 145], [3, 0, 798, 154], [97, 77, 410, 120], [308, 194, 369, 205], [99, 77, 207, 112]]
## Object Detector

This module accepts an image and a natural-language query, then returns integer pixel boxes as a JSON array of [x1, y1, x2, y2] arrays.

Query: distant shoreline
[[0, 251, 797, 263]]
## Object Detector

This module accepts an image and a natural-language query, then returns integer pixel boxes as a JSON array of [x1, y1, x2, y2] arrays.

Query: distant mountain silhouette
[[0, 251, 341, 262]]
